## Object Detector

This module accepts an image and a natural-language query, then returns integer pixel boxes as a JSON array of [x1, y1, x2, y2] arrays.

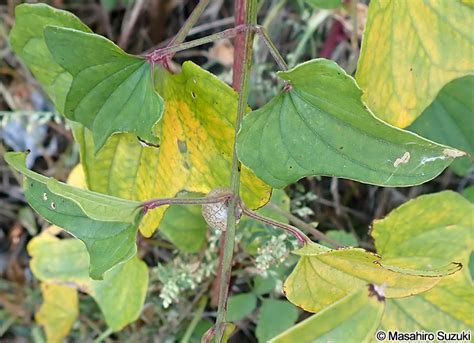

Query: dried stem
[[267, 203, 345, 248], [167, 0, 211, 49]]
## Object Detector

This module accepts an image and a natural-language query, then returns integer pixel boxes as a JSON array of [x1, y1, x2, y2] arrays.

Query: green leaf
[[44, 26, 162, 151], [36, 283, 79, 343], [91, 254, 148, 331], [306, 0, 342, 9], [253, 274, 278, 295], [227, 293, 258, 322], [159, 200, 207, 253], [284, 241, 461, 313], [237, 59, 464, 189], [409, 76, 474, 176], [323, 230, 358, 248], [271, 286, 384, 343], [372, 191, 474, 330], [5, 151, 142, 279], [356, 0, 474, 127], [74, 62, 271, 237], [463, 186, 474, 203], [256, 299, 299, 342], [29, 233, 148, 331], [9, 3, 91, 112]]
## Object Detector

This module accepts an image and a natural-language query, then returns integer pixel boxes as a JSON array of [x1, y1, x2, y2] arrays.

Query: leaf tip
[[443, 148, 467, 158]]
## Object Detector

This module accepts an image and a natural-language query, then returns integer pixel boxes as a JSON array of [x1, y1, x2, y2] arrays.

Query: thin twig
[[240, 202, 310, 244], [181, 296, 208, 343], [266, 202, 345, 248], [141, 194, 232, 213], [118, 0, 146, 49], [147, 25, 249, 63], [167, 0, 211, 48], [142, 17, 235, 54], [330, 177, 342, 216], [254, 26, 289, 70]]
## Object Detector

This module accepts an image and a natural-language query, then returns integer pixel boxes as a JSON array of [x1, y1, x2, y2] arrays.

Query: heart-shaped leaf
[[237, 59, 465, 189], [283, 241, 461, 313], [9, 3, 91, 112], [356, 0, 474, 127], [5, 151, 143, 279], [44, 26, 162, 151]]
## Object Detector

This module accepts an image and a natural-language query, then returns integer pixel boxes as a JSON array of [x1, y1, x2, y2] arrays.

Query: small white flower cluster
[[157, 257, 216, 308], [156, 228, 221, 309], [255, 234, 295, 276]]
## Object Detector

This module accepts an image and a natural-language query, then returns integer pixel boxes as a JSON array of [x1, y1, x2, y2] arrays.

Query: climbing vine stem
[[214, 0, 258, 341]]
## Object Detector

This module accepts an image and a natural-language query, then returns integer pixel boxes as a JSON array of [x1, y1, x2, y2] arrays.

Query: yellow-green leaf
[[74, 62, 271, 237], [356, 0, 474, 127], [272, 286, 384, 343], [283, 242, 460, 313], [36, 283, 78, 343], [29, 234, 148, 332], [372, 191, 474, 330]]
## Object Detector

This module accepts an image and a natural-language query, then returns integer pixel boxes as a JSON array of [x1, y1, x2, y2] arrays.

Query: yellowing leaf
[[283, 242, 460, 313], [272, 286, 384, 343], [67, 164, 87, 189], [28, 234, 90, 287], [29, 234, 148, 331], [373, 191, 474, 330], [356, 0, 474, 127], [74, 62, 271, 237], [36, 283, 78, 343]]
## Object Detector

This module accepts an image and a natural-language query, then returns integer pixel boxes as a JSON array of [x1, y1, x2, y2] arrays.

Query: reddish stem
[[320, 20, 347, 58], [232, 0, 247, 91], [240, 201, 310, 245]]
